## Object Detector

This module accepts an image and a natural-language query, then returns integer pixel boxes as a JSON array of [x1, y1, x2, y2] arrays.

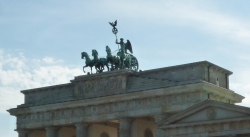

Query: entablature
[[7, 82, 244, 129]]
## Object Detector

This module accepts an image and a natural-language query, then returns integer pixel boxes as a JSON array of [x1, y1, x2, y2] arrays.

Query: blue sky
[[1, 0, 250, 136]]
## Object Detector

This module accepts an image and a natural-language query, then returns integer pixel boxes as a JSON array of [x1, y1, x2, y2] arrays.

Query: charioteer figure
[[116, 38, 133, 54], [115, 38, 134, 69]]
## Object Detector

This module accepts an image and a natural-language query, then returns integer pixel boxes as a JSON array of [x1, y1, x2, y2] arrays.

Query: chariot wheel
[[130, 57, 139, 71]]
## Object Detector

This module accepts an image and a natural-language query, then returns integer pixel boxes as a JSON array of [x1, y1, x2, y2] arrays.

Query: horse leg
[[121, 60, 123, 69], [110, 62, 114, 71], [95, 66, 100, 73], [83, 66, 85, 73], [106, 63, 109, 71], [83, 66, 87, 73], [90, 67, 92, 74], [101, 64, 104, 71], [95, 66, 99, 73], [115, 59, 120, 70], [114, 61, 118, 70], [110, 63, 113, 71], [97, 65, 102, 73]]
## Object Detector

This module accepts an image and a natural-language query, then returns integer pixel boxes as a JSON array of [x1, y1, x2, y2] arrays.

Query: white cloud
[[0, 49, 83, 113], [42, 56, 63, 64], [230, 69, 250, 107]]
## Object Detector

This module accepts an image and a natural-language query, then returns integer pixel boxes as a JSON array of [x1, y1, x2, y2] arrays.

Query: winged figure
[[109, 20, 117, 28], [116, 38, 133, 54]]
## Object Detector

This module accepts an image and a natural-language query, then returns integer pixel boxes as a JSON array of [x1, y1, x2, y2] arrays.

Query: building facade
[[8, 61, 250, 137]]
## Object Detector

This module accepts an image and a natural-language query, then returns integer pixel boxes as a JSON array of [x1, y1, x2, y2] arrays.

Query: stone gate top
[[8, 60, 245, 132], [15, 61, 236, 109]]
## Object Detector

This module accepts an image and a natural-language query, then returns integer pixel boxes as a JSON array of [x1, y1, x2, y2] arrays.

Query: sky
[[1, 0, 250, 136]]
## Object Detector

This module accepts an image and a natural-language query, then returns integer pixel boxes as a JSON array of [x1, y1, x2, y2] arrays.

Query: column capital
[[119, 117, 133, 122], [74, 123, 89, 128], [15, 129, 29, 133], [45, 127, 58, 137], [153, 114, 171, 123], [15, 129, 29, 137], [119, 118, 132, 137], [75, 123, 89, 137], [156, 128, 164, 137], [45, 126, 58, 130]]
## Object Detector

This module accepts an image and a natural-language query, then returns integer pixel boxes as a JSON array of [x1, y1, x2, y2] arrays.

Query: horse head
[[81, 52, 87, 59], [106, 45, 111, 52], [92, 49, 98, 57]]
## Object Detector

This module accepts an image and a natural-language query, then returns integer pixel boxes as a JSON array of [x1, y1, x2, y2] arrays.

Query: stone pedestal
[[119, 119, 131, 137], [17, 130, 29, 137], [45, 127, 58, 137], [75, 123, 88, 137]]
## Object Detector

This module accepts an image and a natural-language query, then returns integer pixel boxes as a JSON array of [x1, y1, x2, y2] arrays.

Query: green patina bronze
[[92, 49, 109, 73], [81, 52, 95, 74], [81, 20, 139, 73], [106, 45, 121, 70]]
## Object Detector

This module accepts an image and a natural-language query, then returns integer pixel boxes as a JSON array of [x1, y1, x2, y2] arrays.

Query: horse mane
[[81, 52, 90, 59]]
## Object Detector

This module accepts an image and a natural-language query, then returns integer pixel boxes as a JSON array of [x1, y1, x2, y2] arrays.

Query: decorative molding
[[164, 120, 250, 136], [75, 75, 125, 99], [17, 92, 199, 124]]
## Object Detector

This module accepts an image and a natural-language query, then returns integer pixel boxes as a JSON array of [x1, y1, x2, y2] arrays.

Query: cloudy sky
[[1, 0, 250, 136]]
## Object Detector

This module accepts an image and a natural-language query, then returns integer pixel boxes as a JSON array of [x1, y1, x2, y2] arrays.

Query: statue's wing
[[126, 40, 133, 54], [114, 20, 117, 26], [109, 22, 113, 26]]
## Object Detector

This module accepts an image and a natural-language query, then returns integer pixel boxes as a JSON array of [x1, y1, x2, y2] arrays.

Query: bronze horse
[[92, 49, 109, 73], [81, 52, 95, 74], [106, 45, 121, 70]]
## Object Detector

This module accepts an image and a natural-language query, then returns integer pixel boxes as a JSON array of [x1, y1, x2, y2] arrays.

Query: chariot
[[81, 20, 139, 74]]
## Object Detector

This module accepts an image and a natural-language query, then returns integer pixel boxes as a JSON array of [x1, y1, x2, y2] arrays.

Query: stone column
[[156, 128, 164, 137], [119, 118, 132, 137], [153, 114, 168, 137], [75, 123, 88, 137], [45, 127, 58, 137], [16, 130, 29, 137]]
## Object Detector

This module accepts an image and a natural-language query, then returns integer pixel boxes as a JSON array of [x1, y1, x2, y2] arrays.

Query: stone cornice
[[159, 116, 250, 129], [202, 81, 244, 102], [136, 61, 233, 75], [8, 83, 205, 115], [157, 100, 250, 127], [8, 82, 242, 116], [174, 129, 250, 137], [21, 83, 72, 94]]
